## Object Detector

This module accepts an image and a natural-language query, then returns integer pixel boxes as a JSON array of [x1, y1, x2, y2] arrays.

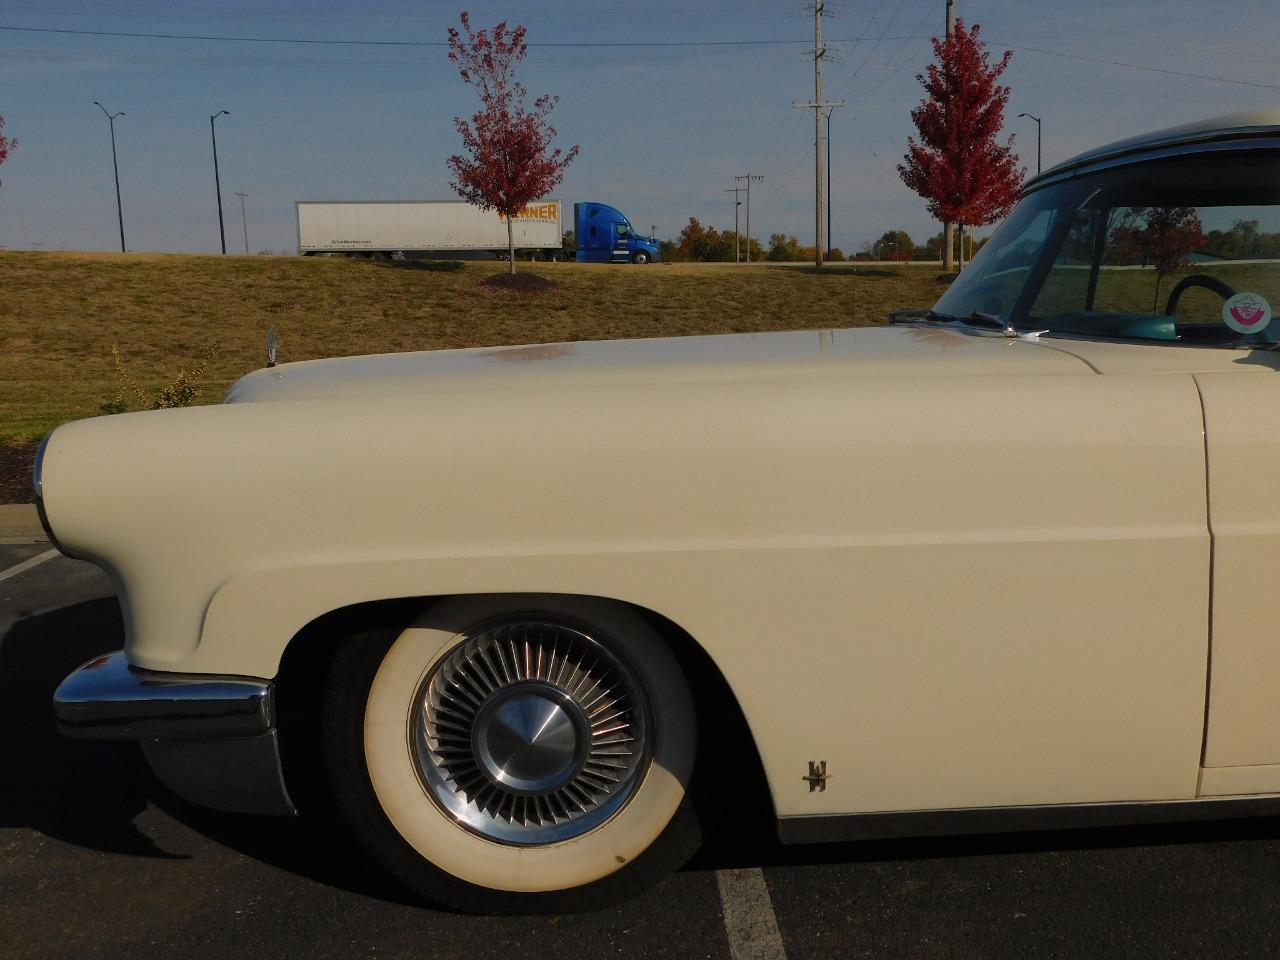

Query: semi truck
[[574, 202, 661, 264], [295, 198, 660, 264], [295, 199, 566, 260]]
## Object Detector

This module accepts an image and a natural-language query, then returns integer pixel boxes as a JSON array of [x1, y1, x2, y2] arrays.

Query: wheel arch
[[273, 592, 775, 827]]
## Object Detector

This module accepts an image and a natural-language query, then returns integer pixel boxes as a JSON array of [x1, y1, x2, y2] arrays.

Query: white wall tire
[[322, 595, 701, 912]]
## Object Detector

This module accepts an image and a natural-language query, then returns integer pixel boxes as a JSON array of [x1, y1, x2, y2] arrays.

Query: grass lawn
[[0, 252, 947, 442]]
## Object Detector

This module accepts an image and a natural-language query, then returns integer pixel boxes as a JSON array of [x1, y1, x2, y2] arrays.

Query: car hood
[[225, 325, 1092, 404]]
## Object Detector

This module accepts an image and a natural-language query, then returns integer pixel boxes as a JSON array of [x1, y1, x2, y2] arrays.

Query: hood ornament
[[266, 327, 278, 368]]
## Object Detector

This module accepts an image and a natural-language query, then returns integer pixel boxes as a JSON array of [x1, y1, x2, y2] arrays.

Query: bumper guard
[[54, 651, 296, 816]]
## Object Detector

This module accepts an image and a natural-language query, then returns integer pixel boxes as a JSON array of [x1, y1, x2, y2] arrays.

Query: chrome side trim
[[777, 796, 1280, 845], [54, 651, 274, 741]]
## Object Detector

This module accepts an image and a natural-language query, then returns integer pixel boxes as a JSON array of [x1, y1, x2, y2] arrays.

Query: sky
[[0, 0, 1276, 255]]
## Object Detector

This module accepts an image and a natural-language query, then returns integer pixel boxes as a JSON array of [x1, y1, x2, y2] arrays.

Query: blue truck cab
[[575, 202, 661, 264]]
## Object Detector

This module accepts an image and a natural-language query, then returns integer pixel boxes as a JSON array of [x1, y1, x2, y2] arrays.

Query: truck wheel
[[321, 595, 702, 913], [631, 251, 651, 265], [529, 251, 545, 262], [550, 250, 563, 263]]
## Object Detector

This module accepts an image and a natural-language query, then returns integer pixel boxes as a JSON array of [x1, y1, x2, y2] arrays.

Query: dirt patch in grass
[[480, 272, 561, 293], [0, 443, 35, 504]]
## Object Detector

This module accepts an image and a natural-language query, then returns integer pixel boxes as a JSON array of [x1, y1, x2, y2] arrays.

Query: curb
[[0, 503, 45, 541]]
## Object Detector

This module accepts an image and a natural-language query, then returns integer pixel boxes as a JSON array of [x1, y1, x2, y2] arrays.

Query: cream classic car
[[46, 109, 1280, 912]]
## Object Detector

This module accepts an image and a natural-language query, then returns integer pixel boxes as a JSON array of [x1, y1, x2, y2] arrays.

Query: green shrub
[[100, 343, 218, 415]]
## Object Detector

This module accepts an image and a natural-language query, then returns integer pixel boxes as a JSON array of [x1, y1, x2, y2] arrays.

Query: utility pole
[[210, 110, 230, 254], [724, 185, 744, 262], [735, 174, 763, 263], [235, 191, 249, 254], [92, 102, 126, 253], [792, 1, 844, 268], [943, 0, 956, 271], [826, 108, 833, 255]]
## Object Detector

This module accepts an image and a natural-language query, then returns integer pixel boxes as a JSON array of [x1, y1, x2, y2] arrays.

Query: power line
[[822, 0, 888, 91], [771, 147, 813, 199], [984, 39, 1280, 92], [829, 0, 910, 99], [845, 2, 941, 100], [835, 0, 939, 99], [0, 23, 931, 48], [5, 21, 1270, 91]]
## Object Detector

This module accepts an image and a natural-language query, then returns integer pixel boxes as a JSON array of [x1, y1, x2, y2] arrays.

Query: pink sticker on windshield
[[1223, 292, 1273, 335]]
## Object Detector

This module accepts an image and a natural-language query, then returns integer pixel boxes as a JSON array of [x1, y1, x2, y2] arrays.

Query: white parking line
[[0, 548, 59, 583], [716, 867, 788, 960]]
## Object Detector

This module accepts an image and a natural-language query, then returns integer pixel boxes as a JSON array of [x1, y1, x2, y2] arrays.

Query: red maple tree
[[1114, 207, 1207, 312], [898, 20, 1023, 267], [447, 12, 578, 274], [0, 115, 16, 189]]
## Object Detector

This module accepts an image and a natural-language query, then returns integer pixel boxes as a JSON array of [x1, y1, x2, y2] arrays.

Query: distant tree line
[[657, 218, 964, 264], [856, 229, 989, 262], [568, 217, 995, 264], [1202, 219, 1280, 260]]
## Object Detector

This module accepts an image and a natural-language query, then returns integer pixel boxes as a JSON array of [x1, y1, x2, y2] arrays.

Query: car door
[[1197, 359, 1280, 795], [611, 222, 633, 261]]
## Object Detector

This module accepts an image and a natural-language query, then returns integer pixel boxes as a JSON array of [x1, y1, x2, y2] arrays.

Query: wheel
[[528, 250, 545, 262], [322, 595, 701, 913], [550, 250, 563, 263], [631, 251, 651, 265]]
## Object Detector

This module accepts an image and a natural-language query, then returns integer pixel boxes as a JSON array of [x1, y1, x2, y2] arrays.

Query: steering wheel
[[1165, 273, 1238, 316]]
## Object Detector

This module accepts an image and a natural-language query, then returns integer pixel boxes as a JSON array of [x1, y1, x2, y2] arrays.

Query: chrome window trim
[[1022, 135, 1280, 196]]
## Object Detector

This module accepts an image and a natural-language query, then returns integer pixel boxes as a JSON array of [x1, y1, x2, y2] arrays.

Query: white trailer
[[295, 199, 565, 260]]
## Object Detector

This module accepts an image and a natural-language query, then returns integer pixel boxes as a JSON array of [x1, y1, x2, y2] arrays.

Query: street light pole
[[235, 191, 249, 254], [210, 110, 230, 254], [93, 101, 126, 253], [1017, 112, 1042, 175]]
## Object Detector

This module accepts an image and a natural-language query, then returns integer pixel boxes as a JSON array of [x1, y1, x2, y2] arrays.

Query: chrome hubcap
[[471, 684, 588, 796], [412, 619, 651, 846]]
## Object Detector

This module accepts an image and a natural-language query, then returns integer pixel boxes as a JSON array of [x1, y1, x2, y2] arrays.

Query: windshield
[[932, 151, 1280, 346]]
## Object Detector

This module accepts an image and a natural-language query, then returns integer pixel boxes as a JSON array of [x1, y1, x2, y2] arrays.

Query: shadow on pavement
[[0, 594, 419, 904], [0, 596, 181, 858]]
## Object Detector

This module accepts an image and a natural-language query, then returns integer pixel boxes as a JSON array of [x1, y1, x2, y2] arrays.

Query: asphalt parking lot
[[4, 540, 1280, 960]]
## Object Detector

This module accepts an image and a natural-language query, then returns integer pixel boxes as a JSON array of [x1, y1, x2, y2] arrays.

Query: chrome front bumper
[[54, 651, 296, 816]]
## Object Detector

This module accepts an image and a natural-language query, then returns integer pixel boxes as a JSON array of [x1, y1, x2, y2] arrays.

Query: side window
[[1030, 203, 1280, 337], [615, 223, 631, 240], [1098, 206, 1280, 328], [1028, 210, 1103, 319], [589, 225, 598, 238]]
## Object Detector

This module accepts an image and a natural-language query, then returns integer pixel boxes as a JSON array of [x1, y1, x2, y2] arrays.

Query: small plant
[[100, 343, 218, 415]]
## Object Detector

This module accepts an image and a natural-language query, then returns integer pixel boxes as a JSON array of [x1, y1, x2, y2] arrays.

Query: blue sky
[[0, 0, 1275, 255]]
